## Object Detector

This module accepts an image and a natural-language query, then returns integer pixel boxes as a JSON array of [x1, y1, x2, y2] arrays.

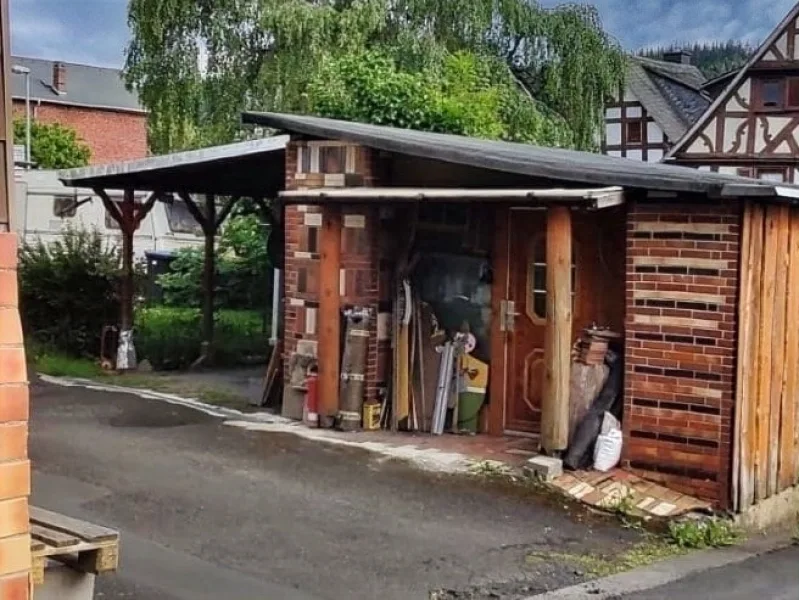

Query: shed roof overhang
[[58, 135, 289, 197], [280, 186, 625, 209], [244, 112, 799, 202]]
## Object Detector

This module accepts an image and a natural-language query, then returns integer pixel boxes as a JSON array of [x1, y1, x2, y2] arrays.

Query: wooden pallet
[[29, 507, 120, 586]]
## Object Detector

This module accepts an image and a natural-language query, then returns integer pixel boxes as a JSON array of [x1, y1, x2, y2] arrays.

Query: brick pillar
[[623, 202, 740, 506], [0, 233, 31, 598], [282, 140, 389, 416]]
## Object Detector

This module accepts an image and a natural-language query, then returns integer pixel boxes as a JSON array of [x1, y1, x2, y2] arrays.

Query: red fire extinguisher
[[304, 366, 319, 427]]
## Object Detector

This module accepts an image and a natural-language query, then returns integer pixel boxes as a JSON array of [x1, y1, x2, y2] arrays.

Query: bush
[[19, 228, 120, 357], [157, 212, 271, 310], [135, 307, 269, 369]]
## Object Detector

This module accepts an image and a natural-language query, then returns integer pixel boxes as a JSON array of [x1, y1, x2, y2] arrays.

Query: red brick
[[0, 573, 29, 600], [0, 350, 26, 387], [14, 101, 146, 164], [0, 386, 28, 423], [0, 271, 18, 308], [0, 235, 15, 270]]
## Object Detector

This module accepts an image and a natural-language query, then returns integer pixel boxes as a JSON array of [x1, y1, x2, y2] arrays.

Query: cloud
[[7, 0, 799, 67]]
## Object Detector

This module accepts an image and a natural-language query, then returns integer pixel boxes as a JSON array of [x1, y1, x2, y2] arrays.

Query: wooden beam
[[780, 207, 799, 491], [134, 191, 161, 227], [214, 195, 240, 233], [488, 206, 510, 436], [542, 206, 572, 454], [119, 189, 137, 332], [202, 195, 216, 353], [756, 206, 779, 502], [94, 187, 123, 227], [318, 205, 342, 424], [768, 205, 790, 497], [178, 192, 211, 233]]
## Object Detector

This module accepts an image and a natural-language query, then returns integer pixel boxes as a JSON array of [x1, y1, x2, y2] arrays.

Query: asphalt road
[[616, 544, 799, 600], [29, 378, 639, 600]]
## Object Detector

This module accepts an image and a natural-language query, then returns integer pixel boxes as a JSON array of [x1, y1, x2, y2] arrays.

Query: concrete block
[[524, 455, 563, 481]]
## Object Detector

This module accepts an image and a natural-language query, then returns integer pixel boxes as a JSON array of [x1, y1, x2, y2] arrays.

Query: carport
[[58, 135, 288, 367]]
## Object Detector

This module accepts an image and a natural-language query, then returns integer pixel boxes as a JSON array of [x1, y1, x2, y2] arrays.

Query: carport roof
[[59, 135, 289, 197], [242, 112, 799, 200]]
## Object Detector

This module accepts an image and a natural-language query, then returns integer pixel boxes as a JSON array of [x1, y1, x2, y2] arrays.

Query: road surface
[[29, 378, 639, 600], [616, 544, 799, 600]]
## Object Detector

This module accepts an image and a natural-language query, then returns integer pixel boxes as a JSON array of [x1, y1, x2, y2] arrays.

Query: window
[[526, 236, 576, 322], [53, 196, 77, 218], [165, 199, 202, 235], [760, 79, 785, 109], [756, 169, 786, 182], [625, 121, 642, 144]]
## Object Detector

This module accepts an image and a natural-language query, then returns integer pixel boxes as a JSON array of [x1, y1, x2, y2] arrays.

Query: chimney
[[662, 51, 692, 65], [52, 61, 66, 94]]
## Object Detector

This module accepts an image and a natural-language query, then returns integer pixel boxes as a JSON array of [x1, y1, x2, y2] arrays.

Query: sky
[[8, 0, 798, 69]]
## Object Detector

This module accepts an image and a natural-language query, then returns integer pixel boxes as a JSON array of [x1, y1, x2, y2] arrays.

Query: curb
[[522, 534, 795, 599]]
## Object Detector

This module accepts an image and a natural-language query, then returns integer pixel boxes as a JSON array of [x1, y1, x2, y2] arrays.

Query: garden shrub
[[18, 227, 120, 357], [135, 307, 269, 369]]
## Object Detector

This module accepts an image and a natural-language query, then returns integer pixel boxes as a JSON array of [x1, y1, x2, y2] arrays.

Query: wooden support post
[[202, 194, 217, 356], [318, 205, 342, 425], [542, 206, 572, 454], [119, 189, 136, 332]]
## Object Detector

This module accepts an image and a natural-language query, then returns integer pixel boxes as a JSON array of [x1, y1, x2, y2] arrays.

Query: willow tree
[[126, 0, 623, 152]]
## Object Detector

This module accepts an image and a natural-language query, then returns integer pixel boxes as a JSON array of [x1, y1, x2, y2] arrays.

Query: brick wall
[[0, 233, 31, 597], [283, 141, 388, 417], [624, 202, 740, 506], [13, 101, 147, 164]]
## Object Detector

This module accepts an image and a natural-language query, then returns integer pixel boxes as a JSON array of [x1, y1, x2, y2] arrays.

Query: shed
[[240, 111, 799, 515]]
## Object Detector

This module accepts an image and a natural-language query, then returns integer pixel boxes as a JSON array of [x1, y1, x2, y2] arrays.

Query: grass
[[667, 517, 740, 549], [31, 350, 253, 410], [527, 537, 685, 578]]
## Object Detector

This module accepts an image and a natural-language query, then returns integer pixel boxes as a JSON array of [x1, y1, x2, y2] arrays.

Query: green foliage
[[14, 119, 91, 169], [157, 212, 271, 309], [125, 0, 623, 153], [18, 227, 120, 357], [640, 41, 755, 79], [667, 518, 740, 549], [29, 349, 105, 379], [308, 50, 573, 145], [136, 307, 268, 369]]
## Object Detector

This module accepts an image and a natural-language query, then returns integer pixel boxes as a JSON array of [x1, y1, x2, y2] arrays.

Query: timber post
[[318, 205, 342, 426], [542, 206, 572, 454]]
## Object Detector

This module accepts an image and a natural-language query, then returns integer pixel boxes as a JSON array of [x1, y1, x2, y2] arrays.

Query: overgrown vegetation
[[19, 227, 121, 357], [137, 307, 268, 369], [667, 518, 740, 549], [125, 0, 624, 152], [158, 212, 271, 310], [14, 119, 91, 168], [19, 223, 269, 370], [640, 41, 755, 79]]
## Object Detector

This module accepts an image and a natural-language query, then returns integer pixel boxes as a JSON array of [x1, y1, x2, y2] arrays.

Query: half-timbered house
[[665, 2, 799, 182], [603, 54, 709, 162]]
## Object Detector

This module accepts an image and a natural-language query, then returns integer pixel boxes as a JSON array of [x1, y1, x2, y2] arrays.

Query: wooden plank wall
[[734, 202, 799, 511]]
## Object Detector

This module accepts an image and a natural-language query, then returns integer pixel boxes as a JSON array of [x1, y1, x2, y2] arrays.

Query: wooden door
[[506, 211, 549, 433]]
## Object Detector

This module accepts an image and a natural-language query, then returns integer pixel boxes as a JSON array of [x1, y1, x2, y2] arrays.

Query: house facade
[[11, 57, 147, 164], [603, 53, 709, 162], [665, 2, 799, 182]]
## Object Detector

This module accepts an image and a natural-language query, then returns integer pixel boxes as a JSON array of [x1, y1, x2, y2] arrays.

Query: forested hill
[[640, 41, 755, 79]]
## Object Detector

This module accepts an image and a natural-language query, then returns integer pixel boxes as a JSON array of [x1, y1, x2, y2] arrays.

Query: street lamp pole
[[11, 65, 30, 168]]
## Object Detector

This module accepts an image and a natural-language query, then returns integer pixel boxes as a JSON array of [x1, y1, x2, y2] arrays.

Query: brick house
[[11, 57, 146, 164]]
